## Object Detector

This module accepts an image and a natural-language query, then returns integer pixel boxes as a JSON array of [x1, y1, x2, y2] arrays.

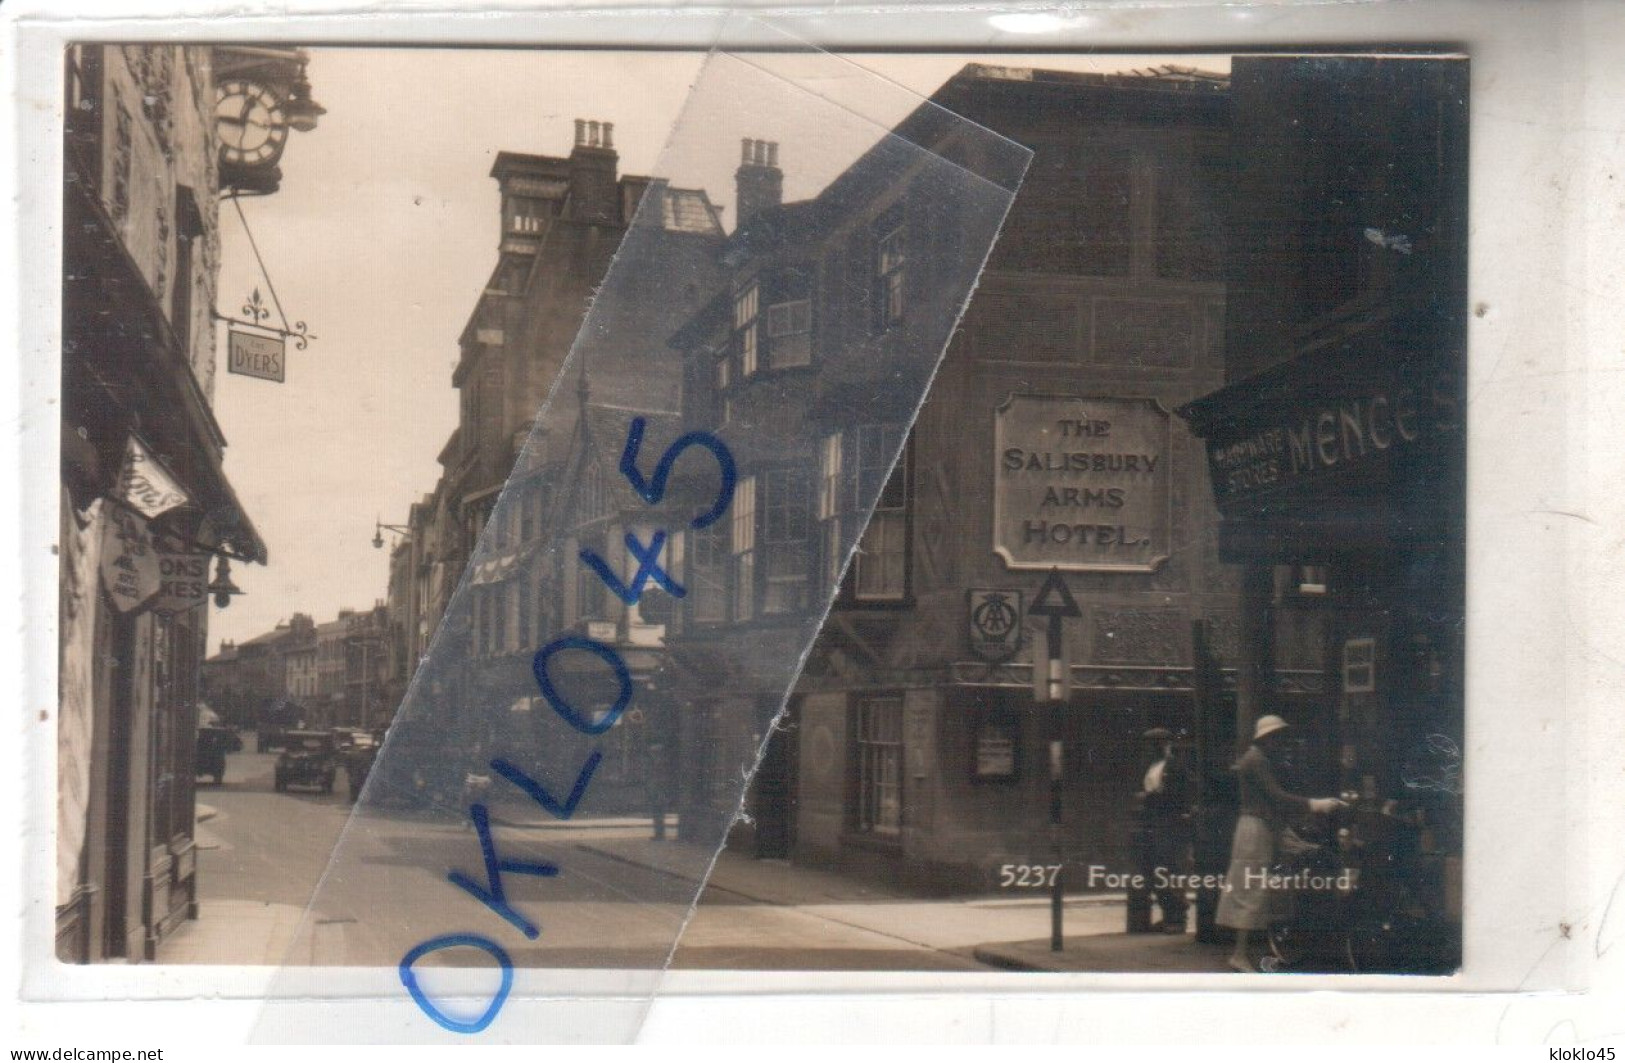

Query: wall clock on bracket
[[215, 79, 289, 168]]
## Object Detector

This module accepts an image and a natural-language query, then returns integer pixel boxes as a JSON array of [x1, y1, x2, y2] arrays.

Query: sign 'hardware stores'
[[1205, 373, 1461, 503]]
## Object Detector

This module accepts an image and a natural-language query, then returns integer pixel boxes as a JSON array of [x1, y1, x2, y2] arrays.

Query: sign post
[[1028, 568, 1082, 951]]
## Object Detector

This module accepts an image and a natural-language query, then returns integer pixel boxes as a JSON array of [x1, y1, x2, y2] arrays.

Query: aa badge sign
[[968, 589, 1023, 662]]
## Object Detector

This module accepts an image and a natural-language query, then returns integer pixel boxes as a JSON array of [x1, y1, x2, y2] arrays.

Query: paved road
[[181, 744, 1008, 971]]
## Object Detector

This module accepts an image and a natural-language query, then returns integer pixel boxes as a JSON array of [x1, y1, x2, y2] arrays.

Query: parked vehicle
[[274, 730, 338, 794], [336, 728, 381, 802], [257, 698, 306, 752], [194, 725, 240, 785]]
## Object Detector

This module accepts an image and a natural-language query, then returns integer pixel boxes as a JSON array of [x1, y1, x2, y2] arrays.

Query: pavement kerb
[[195, 803, 218, 823], [573, 841, 1140, 914]]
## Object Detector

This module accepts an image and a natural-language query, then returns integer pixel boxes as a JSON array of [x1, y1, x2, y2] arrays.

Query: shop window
[[730, 476, 757, 621], [766, 298, 812, 368], [734, 284, 759, 378], [760, 467, 812, 615], [853, 696, 903, 836]]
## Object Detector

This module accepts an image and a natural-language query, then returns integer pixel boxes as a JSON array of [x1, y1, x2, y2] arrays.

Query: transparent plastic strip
[[252, 23, 1028, 1044]]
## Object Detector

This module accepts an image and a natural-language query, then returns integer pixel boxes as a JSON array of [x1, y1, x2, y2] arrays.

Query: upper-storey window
[[819, 425, 911, 605], [686, 522, 729, 625], [760, 467, 813, 615], [734, 283, 760, 378], [766, 298, 812, 369], [508, 195, 547, 235], [849, 426, 909, 603], [877, 227, 905, 330], [730, 476, 757, 622], [818, 433, 844, 594]]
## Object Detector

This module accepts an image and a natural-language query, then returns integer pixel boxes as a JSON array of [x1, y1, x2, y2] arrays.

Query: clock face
[[215, 79, 289, 167]]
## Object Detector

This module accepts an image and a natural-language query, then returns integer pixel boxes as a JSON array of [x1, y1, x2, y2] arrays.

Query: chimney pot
[[575, 119, 586, 146], [741, 138, 753, 164], [603, 122, 614, 149], [767, 142, 778, 166]]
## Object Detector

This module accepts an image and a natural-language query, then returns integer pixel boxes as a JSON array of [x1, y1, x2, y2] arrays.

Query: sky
[[207, 48, 1229, 651]]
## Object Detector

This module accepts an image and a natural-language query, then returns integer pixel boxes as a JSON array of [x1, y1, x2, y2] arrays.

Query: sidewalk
[[974, 932, 1234, 973], [159, 900, 309, 965], [570, 832, 1227, 973]]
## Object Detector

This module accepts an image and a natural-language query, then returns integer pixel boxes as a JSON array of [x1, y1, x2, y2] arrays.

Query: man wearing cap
[[1217, 714, 1346, 971], [1128, 726, 1192, 934]]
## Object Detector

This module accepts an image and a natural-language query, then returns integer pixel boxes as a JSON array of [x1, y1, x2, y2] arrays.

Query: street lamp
[[208, 555, 244, 608], [282, 69, 326, 133], [373, 517, 411, 550]]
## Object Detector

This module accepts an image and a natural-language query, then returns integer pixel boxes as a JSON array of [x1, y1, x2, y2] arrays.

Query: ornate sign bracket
[[212, 287, 315, 350]]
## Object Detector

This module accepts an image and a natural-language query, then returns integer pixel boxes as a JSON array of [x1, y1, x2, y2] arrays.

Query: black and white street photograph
[[55, 42, 1466, 989]]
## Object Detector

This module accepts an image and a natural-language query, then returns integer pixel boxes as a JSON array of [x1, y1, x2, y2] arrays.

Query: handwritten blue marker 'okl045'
[[399, 934, 514, 1035], [399, 418, 736, 1035], [447, 803, 559, 939], [619, 417, 736, 529], [579, 529, 686, 604], [532, 636, 633, 736]]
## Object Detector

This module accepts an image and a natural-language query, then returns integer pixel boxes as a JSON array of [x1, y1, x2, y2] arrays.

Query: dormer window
[[508, 195, 547, 235]]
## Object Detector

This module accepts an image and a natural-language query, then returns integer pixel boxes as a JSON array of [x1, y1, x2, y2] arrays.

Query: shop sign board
[[114, 435, 189, 519], [1202, 370, 1461, 507], [152, 536, 210, 615], [228, 328, 286, 383], [967, 589, 1023, 662], [99, 504, 161, 613], [993, 395, 1172, 572]]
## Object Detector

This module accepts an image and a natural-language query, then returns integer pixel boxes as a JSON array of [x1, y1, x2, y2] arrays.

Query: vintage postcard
[[53, 44, 1468, 1007]]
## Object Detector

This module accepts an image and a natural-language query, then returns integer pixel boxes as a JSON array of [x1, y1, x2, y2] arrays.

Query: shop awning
[[62, 165, 268, 563]]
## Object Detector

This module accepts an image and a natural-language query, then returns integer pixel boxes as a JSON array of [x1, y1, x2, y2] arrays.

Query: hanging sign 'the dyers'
[[993, 395, 1172, 572], [228, 328, 286, 383]]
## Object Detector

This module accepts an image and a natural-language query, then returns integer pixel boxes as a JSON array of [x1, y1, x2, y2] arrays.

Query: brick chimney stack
[[735, 137, 783, 229], [569, 118, 620, 225]]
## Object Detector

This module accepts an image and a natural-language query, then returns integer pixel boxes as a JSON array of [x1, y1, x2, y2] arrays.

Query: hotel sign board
[[993, 395, 1172, 573]]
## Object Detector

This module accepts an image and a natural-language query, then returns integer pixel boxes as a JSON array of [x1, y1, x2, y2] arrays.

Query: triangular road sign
[[1028, 568, 1082, 618]]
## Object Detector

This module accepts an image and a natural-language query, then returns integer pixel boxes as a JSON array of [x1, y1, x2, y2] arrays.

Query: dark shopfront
[[1179, 55, 1469, 966], [58, 175, 269, 962]]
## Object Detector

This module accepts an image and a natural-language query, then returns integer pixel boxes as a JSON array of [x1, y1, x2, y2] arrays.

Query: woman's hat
[[1252, 714, 1290, 741]]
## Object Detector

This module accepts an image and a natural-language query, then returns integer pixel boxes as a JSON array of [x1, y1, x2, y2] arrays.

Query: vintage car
[[343, 738, 380, 803], [274, 730, 338, 794], [194, 725, 241, 785]]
